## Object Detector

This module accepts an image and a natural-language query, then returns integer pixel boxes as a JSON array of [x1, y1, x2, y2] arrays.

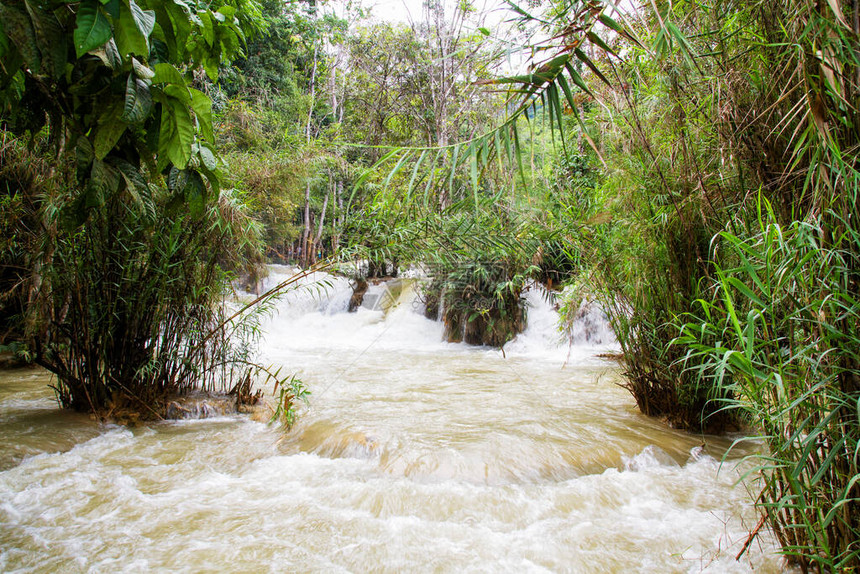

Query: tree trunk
[[300, 43, 319, 268], [314, 186, 330, 261], [332, 180, 343, 253], [306, 45, 318, 142], [301, 182, 311, 267]]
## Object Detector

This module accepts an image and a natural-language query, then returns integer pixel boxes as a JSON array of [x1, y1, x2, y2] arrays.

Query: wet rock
[[348, 279, 368, 312]]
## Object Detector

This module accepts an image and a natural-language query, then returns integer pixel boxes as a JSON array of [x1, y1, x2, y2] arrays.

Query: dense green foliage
[[504, 0, 860, 567], [0, 0, 274, 415]]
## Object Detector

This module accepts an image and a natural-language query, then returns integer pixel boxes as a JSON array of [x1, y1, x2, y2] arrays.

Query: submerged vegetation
[[1, 0, 858, 567], [0, 0, 285, 417]]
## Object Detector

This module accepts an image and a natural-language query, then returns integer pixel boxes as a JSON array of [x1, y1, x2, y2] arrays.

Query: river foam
[[0, 267, 789, 573]]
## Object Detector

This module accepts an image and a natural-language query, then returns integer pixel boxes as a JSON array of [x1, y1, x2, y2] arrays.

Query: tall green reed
[[30, 178, 268, 416], [676, 199, 859, 571]]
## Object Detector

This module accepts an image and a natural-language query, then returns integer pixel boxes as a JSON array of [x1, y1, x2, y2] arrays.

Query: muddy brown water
[[0, 270, 788, 572]]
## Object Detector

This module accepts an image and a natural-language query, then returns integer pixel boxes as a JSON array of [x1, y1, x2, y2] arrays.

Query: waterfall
[[248, 267, 618, 363]]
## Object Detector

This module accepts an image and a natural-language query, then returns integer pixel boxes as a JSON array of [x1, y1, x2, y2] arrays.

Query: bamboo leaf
[[720, 272, 744, 339], [726, 276, 765, 307], [587, 31, 618, 57], [423, 148, 444, 210], [556, 73, 577, 111], [448, 144, 460, 199], [502, 0, 549, 24], [494, 129, 503, 172], [574, 48, 611, 85], [563, 63, 591, 100], [665, 21, 695, 64], [548, 81, 566, 144], [512, 126, 526, 187], [825, 0, 851, 29], [469, 142, 478, 205], [809, 436, 847, 486], [544, 87, 555, 146], [597, 12, 634, 43], [383, 150, 412, 189], [407, 149, 428, 197]]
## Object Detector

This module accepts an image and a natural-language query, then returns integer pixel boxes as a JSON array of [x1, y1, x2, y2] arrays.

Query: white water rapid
[[0, 266, 788, 572]]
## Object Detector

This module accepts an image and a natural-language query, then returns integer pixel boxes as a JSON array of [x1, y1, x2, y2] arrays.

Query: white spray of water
[[0, 267, 790, 573], [252, 269, 618, 365]]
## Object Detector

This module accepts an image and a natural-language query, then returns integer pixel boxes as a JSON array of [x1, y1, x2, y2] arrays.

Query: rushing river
[[0, 267, 787, 572]]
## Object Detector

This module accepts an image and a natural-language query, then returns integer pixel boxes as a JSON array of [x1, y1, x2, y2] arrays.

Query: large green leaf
[[23, 0, 65, 79], [163, 83, 191, 105], [164, 0, 192, 57], [197, 142, 218, 170], [86, 159, 121, 208], [75, 135, 95, 182], [115, 0, 151, 57], [0, 20, 9, 59], [121, 73, 152, 123], [157, 96, 176, 171], [218, 27, 240, 57], [189, 88, 212, 143], [165, 97, 194, 168], [74, 0, 112, 58], [167, 167, 207, 217], [202, 56, 219, 81], [151, 6, 177, 60], [183, 169, 206, 218], [132, 57, 154, 79], [198, 11, 214, 46], [108, 156, 152, 215], [103, 0, 120, 20], [90, 37, 123, 69], [0, 4, 40, 73], [129, 0, 155, 37], [93, 103, 127, 159], [152, 62, 185, 85]]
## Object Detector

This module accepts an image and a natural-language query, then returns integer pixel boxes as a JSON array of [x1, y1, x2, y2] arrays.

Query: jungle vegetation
[[0, 0, 858, 568]]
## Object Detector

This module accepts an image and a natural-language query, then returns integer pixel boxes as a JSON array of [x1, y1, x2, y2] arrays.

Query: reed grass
[[23, 164, 270, 417], [676, 199, 859, 570]]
